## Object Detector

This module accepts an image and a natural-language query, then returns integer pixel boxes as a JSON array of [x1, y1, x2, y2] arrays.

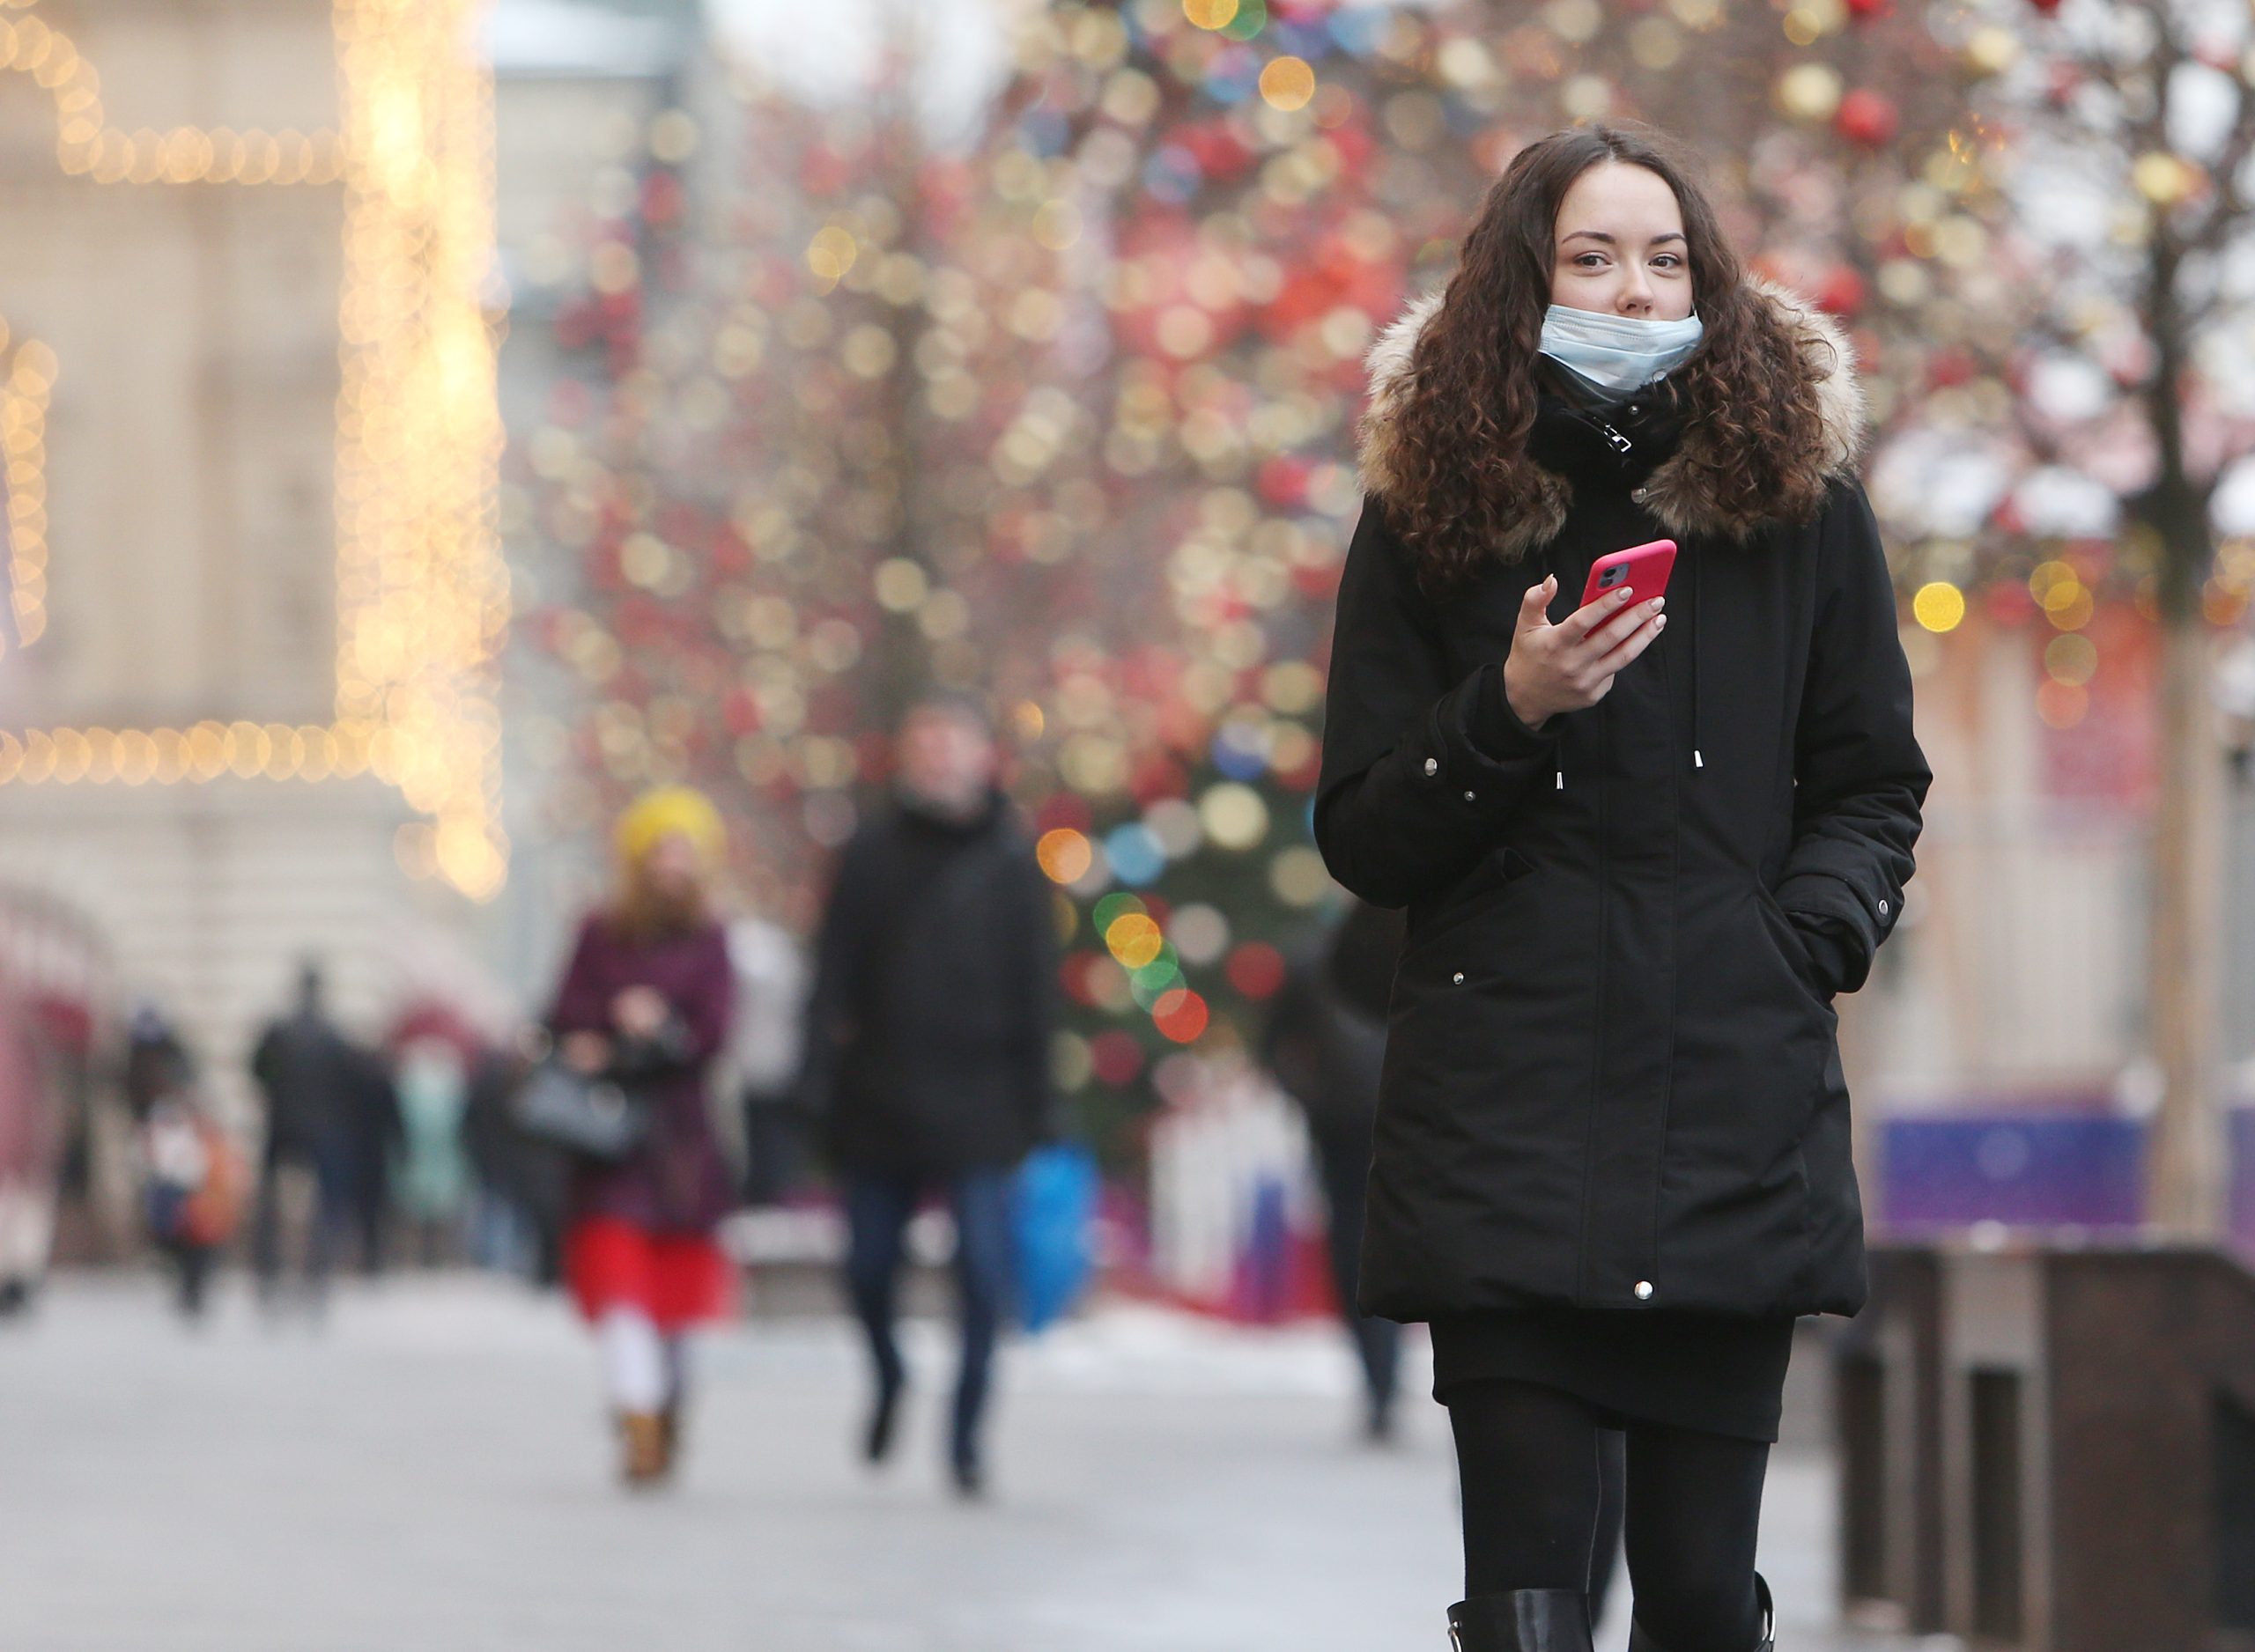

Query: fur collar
[[1357, 279, 1867, 564]]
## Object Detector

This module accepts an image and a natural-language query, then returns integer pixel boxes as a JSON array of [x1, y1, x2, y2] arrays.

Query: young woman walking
[[550, 787, 736, 1486], [1317, 124, 1930, 1651]]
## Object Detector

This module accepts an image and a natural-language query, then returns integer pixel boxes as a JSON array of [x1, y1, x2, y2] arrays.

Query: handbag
[[513, 1058, 649, 1162]]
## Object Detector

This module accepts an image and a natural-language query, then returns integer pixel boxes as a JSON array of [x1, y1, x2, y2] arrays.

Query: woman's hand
[[560, 1031, 611, 1074], [1501, 577, 1667, 731], [611, 986, 671, 1039]]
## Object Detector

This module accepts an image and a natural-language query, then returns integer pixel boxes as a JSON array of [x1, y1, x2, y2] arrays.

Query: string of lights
[[0, 0, 508, 903], [0, 723, 373, 786], [0, 3, 344, 186], [333, 0, 509, 900], [0, 322, 52, 653]]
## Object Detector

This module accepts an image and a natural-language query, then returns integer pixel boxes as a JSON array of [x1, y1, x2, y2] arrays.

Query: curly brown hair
[[1379, 122, 1834, 589]]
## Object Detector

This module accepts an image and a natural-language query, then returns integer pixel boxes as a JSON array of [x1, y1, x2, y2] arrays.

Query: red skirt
[[565, 1216, 734, 1332]]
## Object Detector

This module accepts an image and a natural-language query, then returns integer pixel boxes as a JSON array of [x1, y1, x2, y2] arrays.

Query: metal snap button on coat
[[1423, 757, 1438, 776], [1879, 899, 1890, 916], [1452, 971, 1465, 985], [1633, 1280, 1654, 1301], [1461, 790, 1475, 801]]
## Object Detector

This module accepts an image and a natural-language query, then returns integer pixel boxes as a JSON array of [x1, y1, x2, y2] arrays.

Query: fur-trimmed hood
[[1357, 279, 1868, 565]]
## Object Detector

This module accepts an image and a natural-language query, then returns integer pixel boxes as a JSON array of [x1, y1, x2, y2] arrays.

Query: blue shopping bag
[[1011, 1142, 1098, 1333]]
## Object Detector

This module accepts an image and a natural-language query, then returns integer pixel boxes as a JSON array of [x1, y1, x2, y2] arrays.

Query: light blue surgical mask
[[1538, 305, 1704, 396]]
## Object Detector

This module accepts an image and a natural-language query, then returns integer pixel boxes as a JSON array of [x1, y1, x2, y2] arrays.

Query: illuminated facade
[[0, 0, 505, 1096]]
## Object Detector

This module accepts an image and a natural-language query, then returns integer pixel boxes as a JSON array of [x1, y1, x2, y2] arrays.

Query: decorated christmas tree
[[506, 59, 1084, 932], [505, 0, 2248, 1188], [986, 0, 1986, 1157]]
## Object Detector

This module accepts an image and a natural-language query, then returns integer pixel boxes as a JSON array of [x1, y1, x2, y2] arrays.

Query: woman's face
[[640, 831, 705, 902], [1549, 161, 1694, 321]]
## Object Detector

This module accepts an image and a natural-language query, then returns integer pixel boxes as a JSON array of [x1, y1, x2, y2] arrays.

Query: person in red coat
[[549, 787, 736, 1486]]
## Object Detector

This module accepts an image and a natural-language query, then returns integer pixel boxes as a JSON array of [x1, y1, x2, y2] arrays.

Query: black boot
[[1626, 1574, 1774, 1652], [1446, 1589, 1593, 1651]]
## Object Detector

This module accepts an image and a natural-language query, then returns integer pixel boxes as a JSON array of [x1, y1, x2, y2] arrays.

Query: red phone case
[[1578, 538, 1678, 610]]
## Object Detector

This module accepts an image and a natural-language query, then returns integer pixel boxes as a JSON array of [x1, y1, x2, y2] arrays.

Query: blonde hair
[[610, 786, 723, 939]]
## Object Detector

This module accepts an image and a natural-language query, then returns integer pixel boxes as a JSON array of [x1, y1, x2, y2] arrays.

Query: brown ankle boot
[[618, 1411, 668, 1486]]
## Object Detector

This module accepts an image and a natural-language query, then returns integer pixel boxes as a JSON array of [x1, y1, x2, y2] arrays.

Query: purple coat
[[549, 914, 735, 1235]]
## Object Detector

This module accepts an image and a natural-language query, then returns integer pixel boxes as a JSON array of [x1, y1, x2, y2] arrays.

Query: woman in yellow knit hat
[[548, 786, 736, 1486]]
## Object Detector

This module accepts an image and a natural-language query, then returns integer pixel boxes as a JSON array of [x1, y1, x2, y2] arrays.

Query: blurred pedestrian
[[0, 973, 55, 1317], [548, 786, 736, 1487], [122, 1003, 190, 1119], [339, 1040, 403, 1276], [1320, 125, 1928, 1652], [462, 1035, 560, 1280], [727, 911, 810, 1207], [132, 1019, 242, 1323], [386, 1006, 479, 1265], [248, 962, 360, 1312], [1260, 899, 1406, 1442], [799, 694, 1058, 1500]]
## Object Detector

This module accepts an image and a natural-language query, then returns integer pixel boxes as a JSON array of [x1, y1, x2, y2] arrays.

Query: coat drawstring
[[1690, 545, 1704, 771]]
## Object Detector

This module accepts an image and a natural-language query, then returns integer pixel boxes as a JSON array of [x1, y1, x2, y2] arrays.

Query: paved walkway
[[0, 1275, 1934, 1651]]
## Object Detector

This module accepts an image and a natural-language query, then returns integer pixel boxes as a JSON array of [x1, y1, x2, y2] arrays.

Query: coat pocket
[[1752, 884, 1837, 1021], [1402, 844, 1539, 957]]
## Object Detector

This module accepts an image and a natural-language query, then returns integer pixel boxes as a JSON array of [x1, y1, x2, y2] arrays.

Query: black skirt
[[1429, 1308, 1797, 1443]]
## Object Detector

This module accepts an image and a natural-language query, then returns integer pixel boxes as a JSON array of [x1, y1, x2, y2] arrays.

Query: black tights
[[1447, 1380, 1769, 1651]]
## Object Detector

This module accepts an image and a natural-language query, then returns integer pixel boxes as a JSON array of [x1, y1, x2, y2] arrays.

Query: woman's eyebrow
[[1559, 230, 1688, 247]]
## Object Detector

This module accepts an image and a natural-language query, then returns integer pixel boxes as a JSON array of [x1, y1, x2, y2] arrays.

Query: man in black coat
[[799, 694, 1058, 1497], [248, 962, 364, 1308]]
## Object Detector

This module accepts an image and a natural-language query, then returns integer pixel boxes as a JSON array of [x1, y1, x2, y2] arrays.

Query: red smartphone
[[1578, 538, 1677, 611]]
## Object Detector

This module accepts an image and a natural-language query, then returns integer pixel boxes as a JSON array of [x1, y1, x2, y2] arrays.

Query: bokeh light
[[1913, 581, 1966, 633], [1039, 829, 1095, 884]]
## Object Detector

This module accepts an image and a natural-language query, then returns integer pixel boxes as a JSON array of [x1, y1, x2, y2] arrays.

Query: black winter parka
[[1316, 282, 1930, 1324], [799, 793, 1059, 1179]]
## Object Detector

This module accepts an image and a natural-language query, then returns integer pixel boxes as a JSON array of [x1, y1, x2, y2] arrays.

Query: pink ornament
[[1814, 266, 1867, 318], [1256, 455, 1311, 509], [1835, 88, 1899, 148]]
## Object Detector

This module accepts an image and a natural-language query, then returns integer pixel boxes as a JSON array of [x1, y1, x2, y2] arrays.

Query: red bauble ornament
[[640, 171, 684, 226], [1091, 1029, 1145, 1088], [1985, 583, 2038, 626], [1255, 455, 1312, 510], [1835, 88, 1899, 148], [1034, 793, 1094, 836], [1128, 752, 1191, 807], [1225, 943, 1288, 1000], [1845, 0, 1889, 16], [1814, 266, 1867, 318], [2027, 0, 2061, 13], [1290, 558, 1342, 602], [1927, 347, 1977, 390], [1177, 120, 1253, 181]]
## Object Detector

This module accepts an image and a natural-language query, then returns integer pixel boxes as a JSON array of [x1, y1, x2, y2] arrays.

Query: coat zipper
[[1576, 693, 1609, 1305]]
